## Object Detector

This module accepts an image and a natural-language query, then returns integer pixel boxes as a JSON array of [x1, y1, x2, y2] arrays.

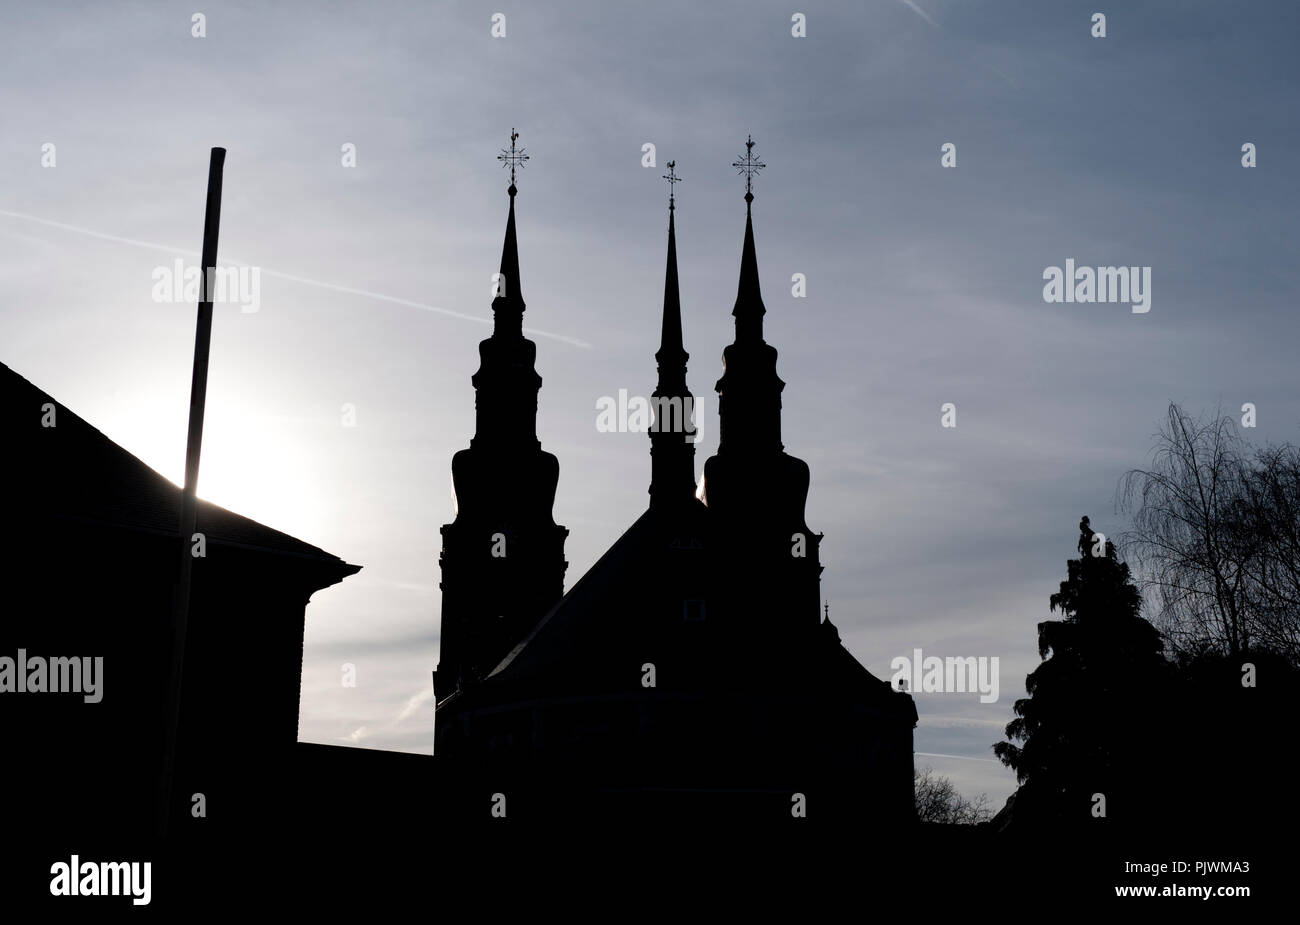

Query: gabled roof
[[486, 508, 665, 683], [2, 359, 359, 574]]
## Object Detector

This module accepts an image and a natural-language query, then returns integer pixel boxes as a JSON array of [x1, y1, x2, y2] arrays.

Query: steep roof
[[487, 508, 666, 684], [2, 359, 359, 573]]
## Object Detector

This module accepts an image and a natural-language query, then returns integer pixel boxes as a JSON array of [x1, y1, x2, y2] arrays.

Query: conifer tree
[[994, 517, 1168, 829]]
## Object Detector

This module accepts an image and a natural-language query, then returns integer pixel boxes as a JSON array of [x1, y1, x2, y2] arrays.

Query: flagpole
[[159, 146, 225, 840]]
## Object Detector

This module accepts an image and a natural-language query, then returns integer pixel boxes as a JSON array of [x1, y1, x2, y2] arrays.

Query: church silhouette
[[430, 134, 918, 824]]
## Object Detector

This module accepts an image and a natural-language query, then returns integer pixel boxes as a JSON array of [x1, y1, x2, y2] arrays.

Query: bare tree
[[1119, 403, 1300, 663], [1235, 445, 1300, 656], [914, 767, 991, 825]]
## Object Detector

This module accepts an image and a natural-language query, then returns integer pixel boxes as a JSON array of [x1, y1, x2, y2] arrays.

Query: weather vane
[[731, 134, 765, 201], [662, 160, 682, 210], [498, 128, 529, 190]]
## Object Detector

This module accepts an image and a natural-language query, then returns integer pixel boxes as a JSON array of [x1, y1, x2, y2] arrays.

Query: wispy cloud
[[0, 208, 592, 348], [899, 0, 939, 29], [339, 725, 369, 744], [916, 751, 999, 763], [393, 688, 434, 725]]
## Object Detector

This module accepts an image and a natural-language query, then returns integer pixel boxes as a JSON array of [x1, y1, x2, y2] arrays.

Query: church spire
[[733, 199, 765, 342], [492, 129, 529, 337], [731, 136, 767, 343], [656, 161, 687, 380], [710, 135, 783, 455], [650, 161, 697, 509]]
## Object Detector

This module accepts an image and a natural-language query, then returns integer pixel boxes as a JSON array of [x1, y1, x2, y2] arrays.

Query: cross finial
[[498, 128, 529, 194], [732, 133, 765, 202], [662, 160, 682, 211], [824, 601, 829, 622]]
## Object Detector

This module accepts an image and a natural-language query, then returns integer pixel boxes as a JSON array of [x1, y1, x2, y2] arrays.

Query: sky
[[3, 0, 1298, 811]]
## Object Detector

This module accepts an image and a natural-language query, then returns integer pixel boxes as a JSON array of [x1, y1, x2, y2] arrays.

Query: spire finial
[[731, 134, 765, 202], [662, 160, 682, 211], [498, 128, 529, 194]]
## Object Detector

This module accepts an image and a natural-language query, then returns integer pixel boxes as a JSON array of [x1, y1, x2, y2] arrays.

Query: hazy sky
[[3, 1, 1298, 809]]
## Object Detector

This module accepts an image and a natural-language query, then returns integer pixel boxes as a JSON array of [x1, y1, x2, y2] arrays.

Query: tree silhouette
[[1120, 402, 1300, 664], [1235, 444, 1300, 659], [994, 516, 1169, 830], [914, 767, 991, 824]]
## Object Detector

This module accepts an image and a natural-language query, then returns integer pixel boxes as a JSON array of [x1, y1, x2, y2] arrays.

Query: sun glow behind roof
[[94, 380, 328, 545]]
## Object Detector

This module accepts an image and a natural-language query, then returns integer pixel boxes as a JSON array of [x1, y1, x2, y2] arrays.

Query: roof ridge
[[2, 359, 356, 568]]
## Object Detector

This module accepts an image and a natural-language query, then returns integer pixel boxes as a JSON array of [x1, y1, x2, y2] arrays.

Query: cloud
[[899, 0, 939, 28], [0, 209, 592, 348], [339, 725, 369, 744], [394, 688, 434, 725], [916, 751, 999, 763]]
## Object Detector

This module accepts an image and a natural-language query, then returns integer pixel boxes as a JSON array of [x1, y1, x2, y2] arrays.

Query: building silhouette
[[432, 144, 918, 824], [1, 360, 359, 853]]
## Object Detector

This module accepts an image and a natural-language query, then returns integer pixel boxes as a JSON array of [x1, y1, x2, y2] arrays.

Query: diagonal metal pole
[[158, 146, 225, 841]]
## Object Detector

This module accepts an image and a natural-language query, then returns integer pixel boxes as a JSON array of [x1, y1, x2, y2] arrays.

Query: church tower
[[433, 131, 568, 701], [648, 161, 700, 512], [701, 136, 823, 642]]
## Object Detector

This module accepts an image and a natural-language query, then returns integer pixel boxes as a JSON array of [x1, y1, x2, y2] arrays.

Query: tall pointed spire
[[649, 160, 697, 509], [492, 130, 529, 336], [733, 199, 766, 343], [731, 135, 767, 343], [659, 206, 681, 352], [656, 161, 687, 380], [470, 129, 542, 447], [710, 135, 783, 455]]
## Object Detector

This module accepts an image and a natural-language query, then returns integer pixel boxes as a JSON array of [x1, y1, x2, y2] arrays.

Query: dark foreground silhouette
[[3, 139, 1290, 908]]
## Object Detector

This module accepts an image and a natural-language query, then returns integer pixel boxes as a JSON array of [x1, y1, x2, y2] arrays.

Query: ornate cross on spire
[[498, 128, 529, 191], [662, 160, 682, 211], [731, 134, 765, 202]]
